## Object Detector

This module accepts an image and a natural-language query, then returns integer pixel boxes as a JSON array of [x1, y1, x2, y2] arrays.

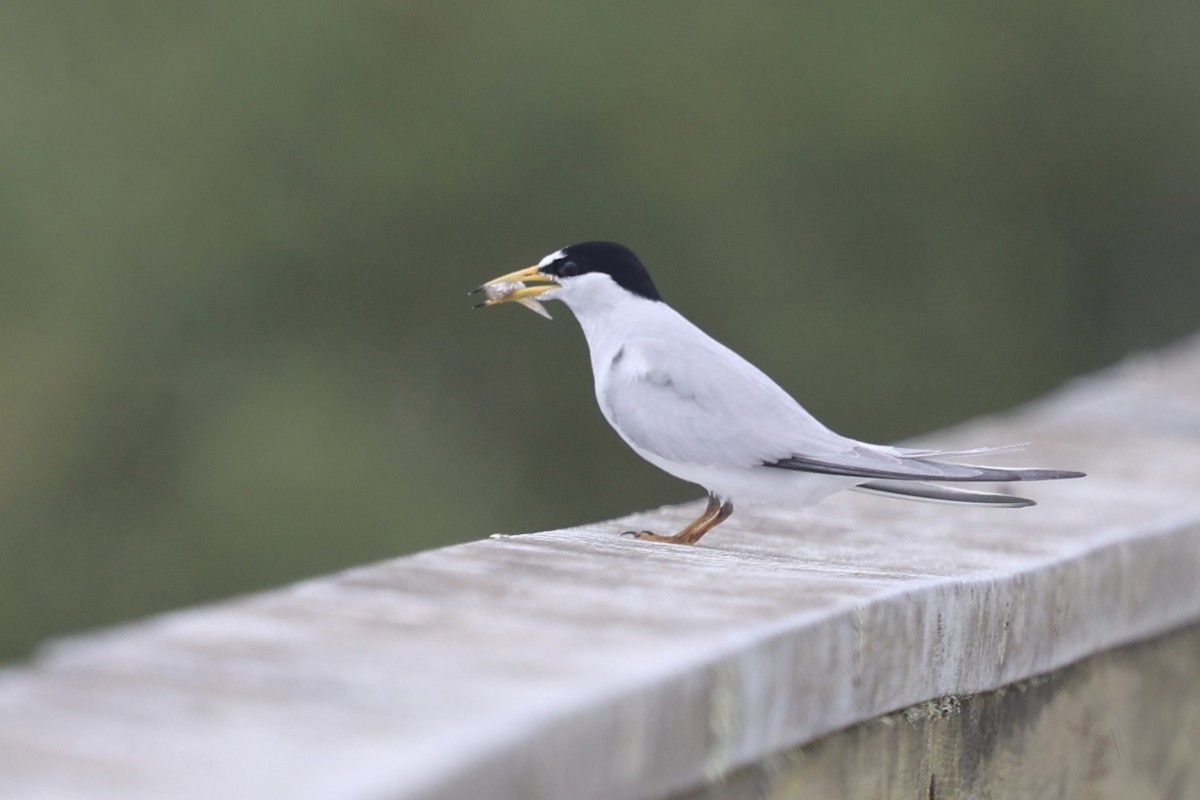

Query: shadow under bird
[[470, 242, 1084, 545]]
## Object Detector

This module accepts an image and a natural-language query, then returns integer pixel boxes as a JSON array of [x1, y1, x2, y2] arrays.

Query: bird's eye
[[557, 261, 581, 277]]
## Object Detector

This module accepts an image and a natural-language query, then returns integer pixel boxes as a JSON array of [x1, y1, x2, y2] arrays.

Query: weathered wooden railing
[[2, 335, 1199, 799]]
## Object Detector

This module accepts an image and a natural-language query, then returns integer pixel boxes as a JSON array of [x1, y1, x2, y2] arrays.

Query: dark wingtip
[[1022, 469, 1087, 481]]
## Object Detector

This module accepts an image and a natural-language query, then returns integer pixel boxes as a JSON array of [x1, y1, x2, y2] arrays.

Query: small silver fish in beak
[[469, 265, 560, 320]]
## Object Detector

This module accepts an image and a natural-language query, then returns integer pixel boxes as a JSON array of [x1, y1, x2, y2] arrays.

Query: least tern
[[472, 242, 1084, 545]]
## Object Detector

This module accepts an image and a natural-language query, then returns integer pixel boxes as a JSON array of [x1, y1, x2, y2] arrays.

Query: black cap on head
[[542, 241, 662, 302]]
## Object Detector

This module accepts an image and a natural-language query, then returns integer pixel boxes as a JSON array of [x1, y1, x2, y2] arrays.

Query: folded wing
[[602, 336, 1084, 485]]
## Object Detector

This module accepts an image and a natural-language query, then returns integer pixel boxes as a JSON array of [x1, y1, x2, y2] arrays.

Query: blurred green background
[[2, 1, 1198, 661]]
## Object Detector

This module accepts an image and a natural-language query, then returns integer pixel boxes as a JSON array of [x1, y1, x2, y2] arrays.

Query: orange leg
[[624, 495, 734, 545]]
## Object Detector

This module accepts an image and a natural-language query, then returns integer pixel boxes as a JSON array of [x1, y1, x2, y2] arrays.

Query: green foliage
[[2, 1, 1198, 659]]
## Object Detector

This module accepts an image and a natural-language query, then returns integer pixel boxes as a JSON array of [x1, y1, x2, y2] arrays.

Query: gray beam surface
[[2, 336, 1199, 800]]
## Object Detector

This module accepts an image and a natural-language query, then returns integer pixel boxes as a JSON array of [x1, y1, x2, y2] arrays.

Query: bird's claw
[[620, 530, 656, 539]]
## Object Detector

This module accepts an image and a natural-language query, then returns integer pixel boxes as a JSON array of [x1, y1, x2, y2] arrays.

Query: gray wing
[[601, 336, 871, 467], [767, 452, 1084, 482], [602, 337, 1084, 483]]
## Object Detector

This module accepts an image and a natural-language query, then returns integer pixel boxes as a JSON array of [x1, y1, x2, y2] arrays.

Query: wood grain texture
[[1, 334, 1199, 800]]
